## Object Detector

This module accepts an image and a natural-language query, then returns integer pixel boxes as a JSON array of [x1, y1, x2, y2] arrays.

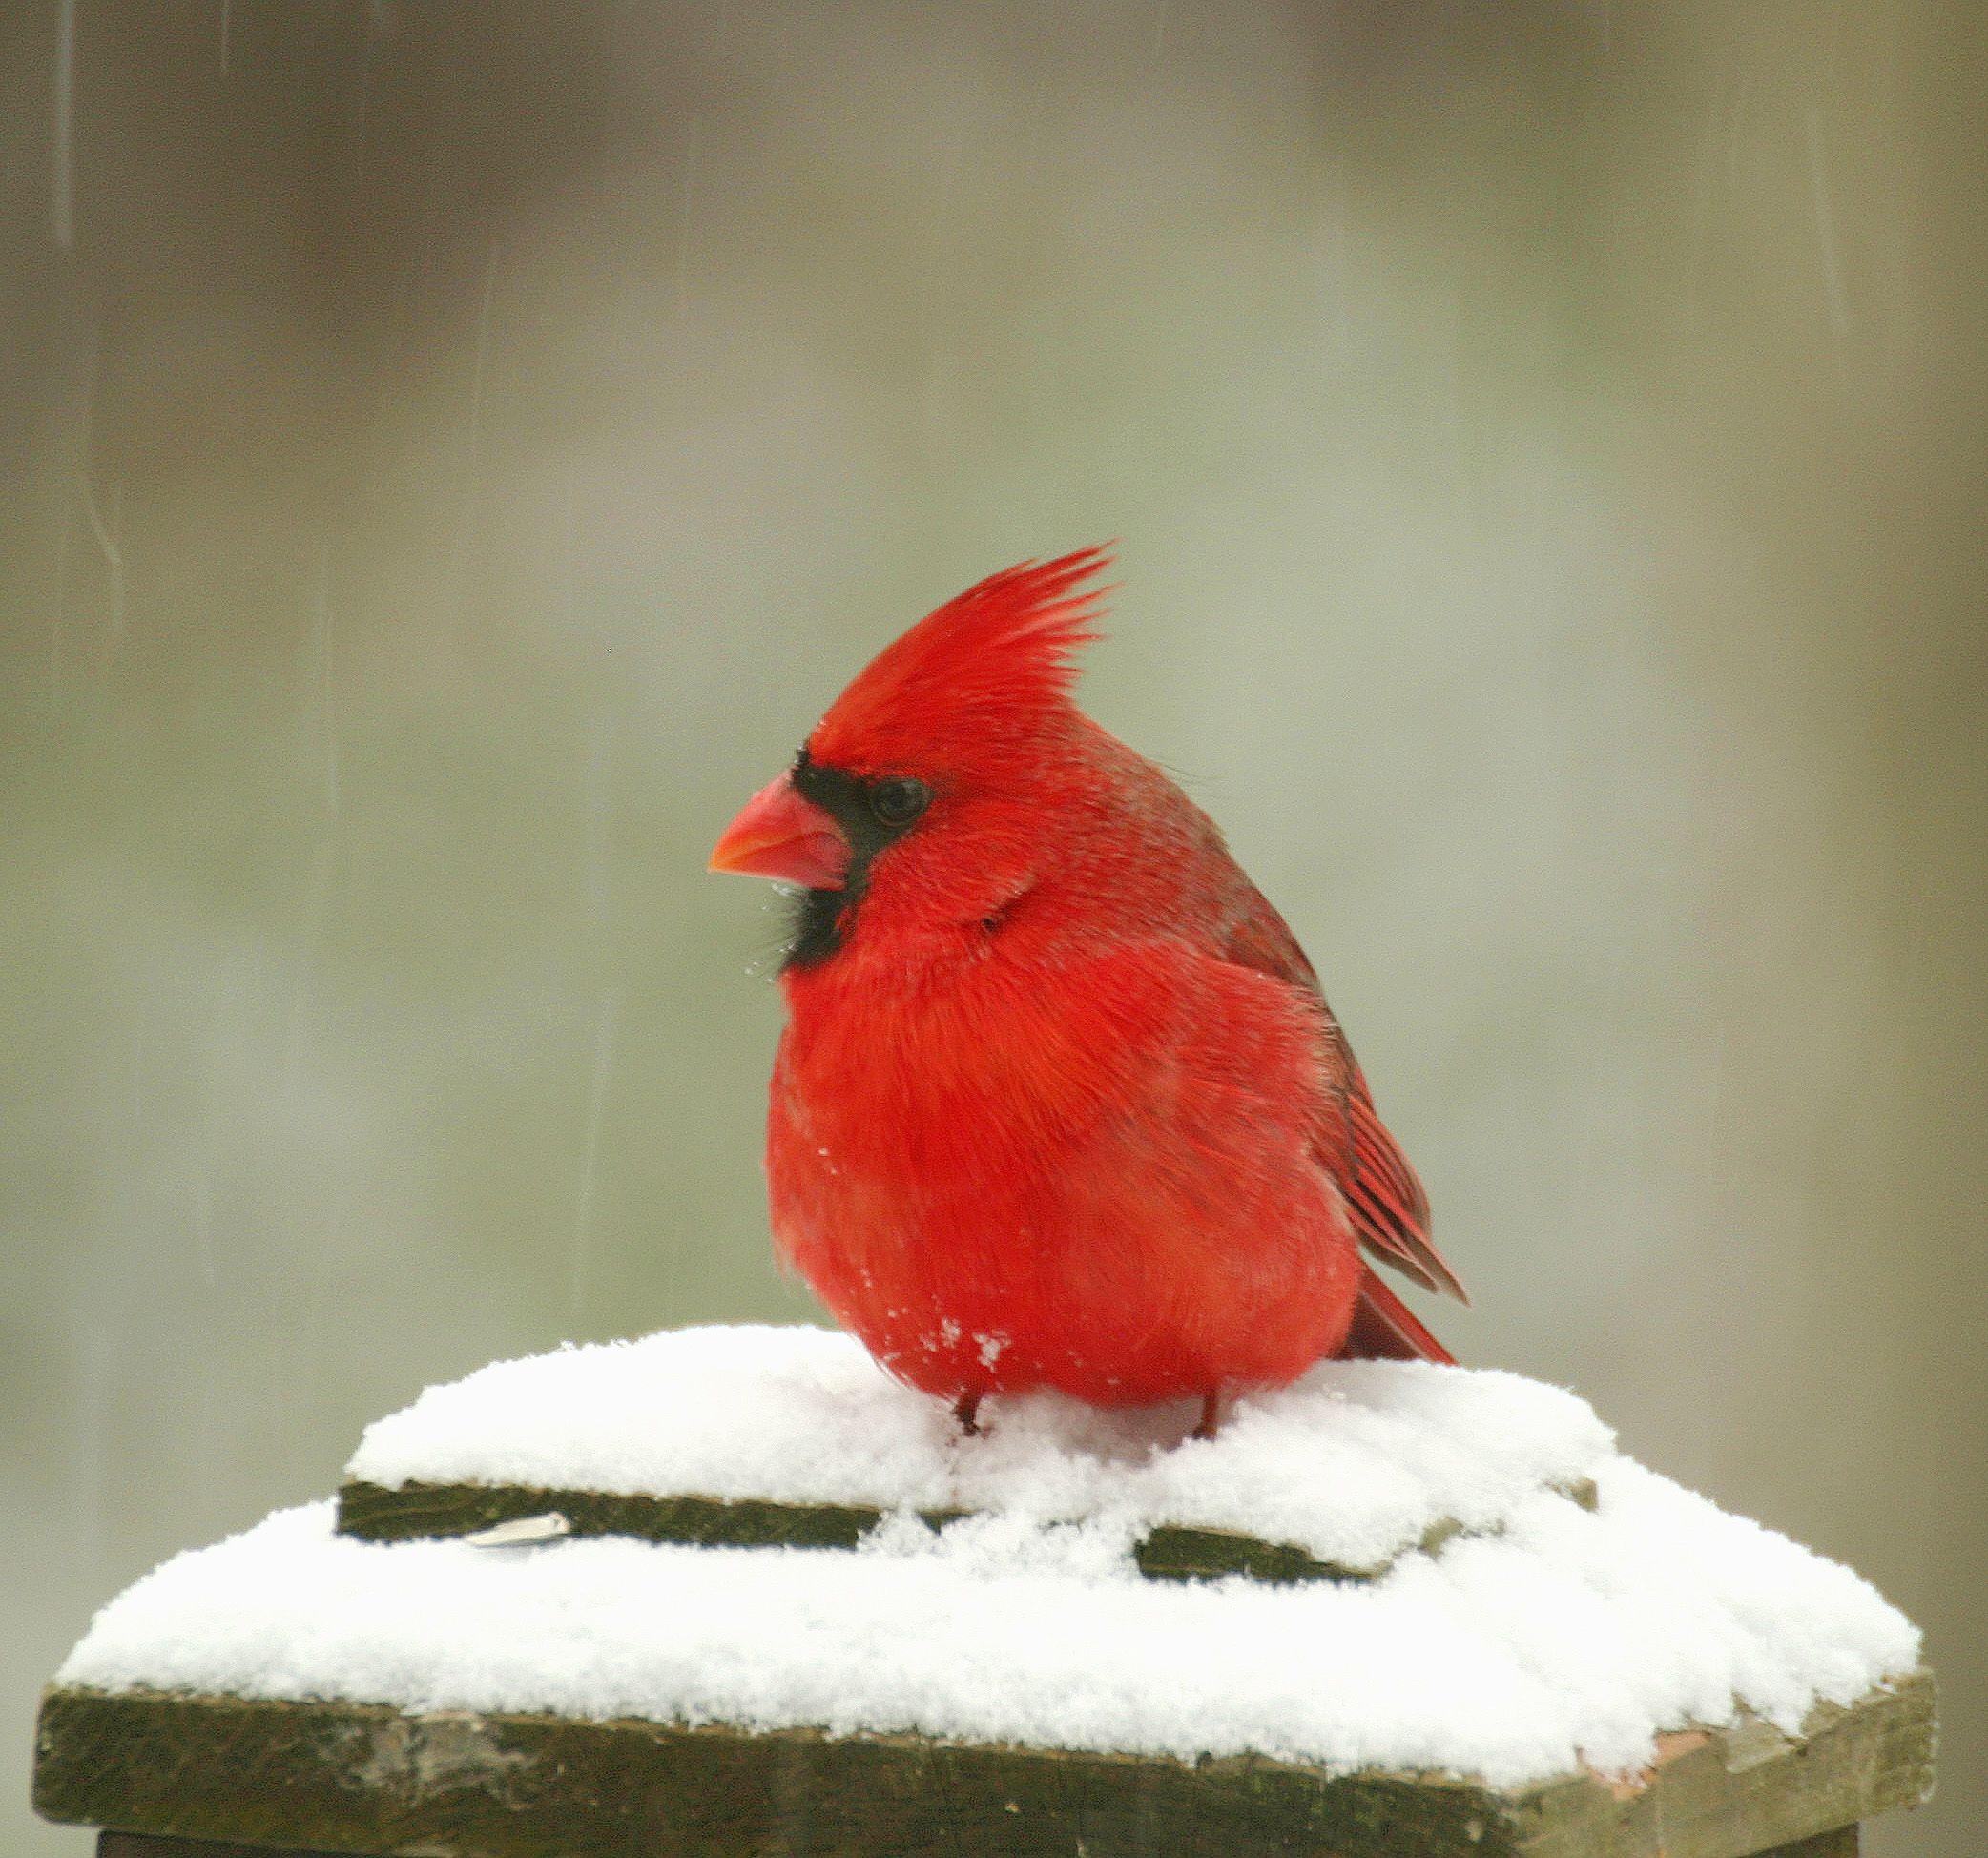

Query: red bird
[[710, 550, 1464, 1436]]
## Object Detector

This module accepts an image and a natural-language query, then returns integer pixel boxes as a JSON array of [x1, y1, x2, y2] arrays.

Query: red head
[[709, 548, 1117, 967]]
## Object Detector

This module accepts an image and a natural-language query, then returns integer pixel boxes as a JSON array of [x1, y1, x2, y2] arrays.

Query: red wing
[[1217, 882, 1467, 1307], [1333, 1078, 1465, 1301]]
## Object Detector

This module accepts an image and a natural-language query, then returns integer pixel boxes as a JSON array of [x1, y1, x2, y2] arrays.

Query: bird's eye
[[870, 777, 930, 826]]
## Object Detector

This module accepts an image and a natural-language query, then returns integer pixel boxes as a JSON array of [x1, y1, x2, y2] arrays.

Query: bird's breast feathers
[[769, 937, 1340, 1241]]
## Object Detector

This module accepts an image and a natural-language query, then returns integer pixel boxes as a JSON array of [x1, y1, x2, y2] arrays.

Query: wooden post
[[38, 1373, 1933, 1858], [37, 1669, 1932, 1858], [93, 1826, 1862, 1858]]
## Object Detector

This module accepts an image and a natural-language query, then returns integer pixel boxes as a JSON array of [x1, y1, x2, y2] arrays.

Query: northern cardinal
[[710, 550, 1463, 1435]]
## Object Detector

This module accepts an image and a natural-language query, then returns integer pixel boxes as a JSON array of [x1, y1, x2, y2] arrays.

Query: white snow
[[55, 1325, 1921, 1790], [344, 1323, 1617, 1575]]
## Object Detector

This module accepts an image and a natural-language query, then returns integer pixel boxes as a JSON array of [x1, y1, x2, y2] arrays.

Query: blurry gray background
[[3, 3, 1982, 1853]]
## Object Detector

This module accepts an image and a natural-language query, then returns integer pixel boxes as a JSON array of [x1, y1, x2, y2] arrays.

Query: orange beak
[[708, 773, 851, 890]]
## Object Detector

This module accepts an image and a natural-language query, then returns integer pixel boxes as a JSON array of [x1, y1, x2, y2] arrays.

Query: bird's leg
[[1191, 1388, 1223, 1441], [953, 1392, 983, 1436]]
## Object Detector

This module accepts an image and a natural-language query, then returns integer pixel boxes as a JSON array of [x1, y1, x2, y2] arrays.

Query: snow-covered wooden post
[[35, 1328, 1934, 1858]]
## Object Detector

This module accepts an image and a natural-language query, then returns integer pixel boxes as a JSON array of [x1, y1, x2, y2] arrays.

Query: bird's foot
[[953, 1392, 983, 1436], [1191, 1388, 1223, 1441]]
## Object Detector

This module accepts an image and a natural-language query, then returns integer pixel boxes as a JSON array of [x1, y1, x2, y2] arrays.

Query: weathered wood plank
[[98, 1839, 1860, 1858], [1754, 1828, 1858, 1858], [339, 1480, 894, 1553], [101, 1835, 357, 1858], [1512, 1672, 1932, 1858], [37, 1674, 1929, 1858], [335, 1476, 1599, 1586], [41, 1687, 1498, 1858]]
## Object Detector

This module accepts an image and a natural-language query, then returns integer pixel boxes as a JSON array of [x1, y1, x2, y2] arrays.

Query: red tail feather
[[1338, 1268, 1454, 1364]]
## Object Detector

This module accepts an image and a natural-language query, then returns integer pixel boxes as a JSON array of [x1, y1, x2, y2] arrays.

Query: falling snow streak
[[570, 988, 624, 1325], [1804, 106, 1851, 343], [559, 461, 581, 630], [49, 491, 74, 703], [450, 244, 501, 624], [466, 246, 498, 499], [584, 720, 613, 927], [53, 309, 105, 704], [80, 473, 124, 636], [308, 544, 341, 817], [673, 115, 700, 320], [52, 0, 75, 249]]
